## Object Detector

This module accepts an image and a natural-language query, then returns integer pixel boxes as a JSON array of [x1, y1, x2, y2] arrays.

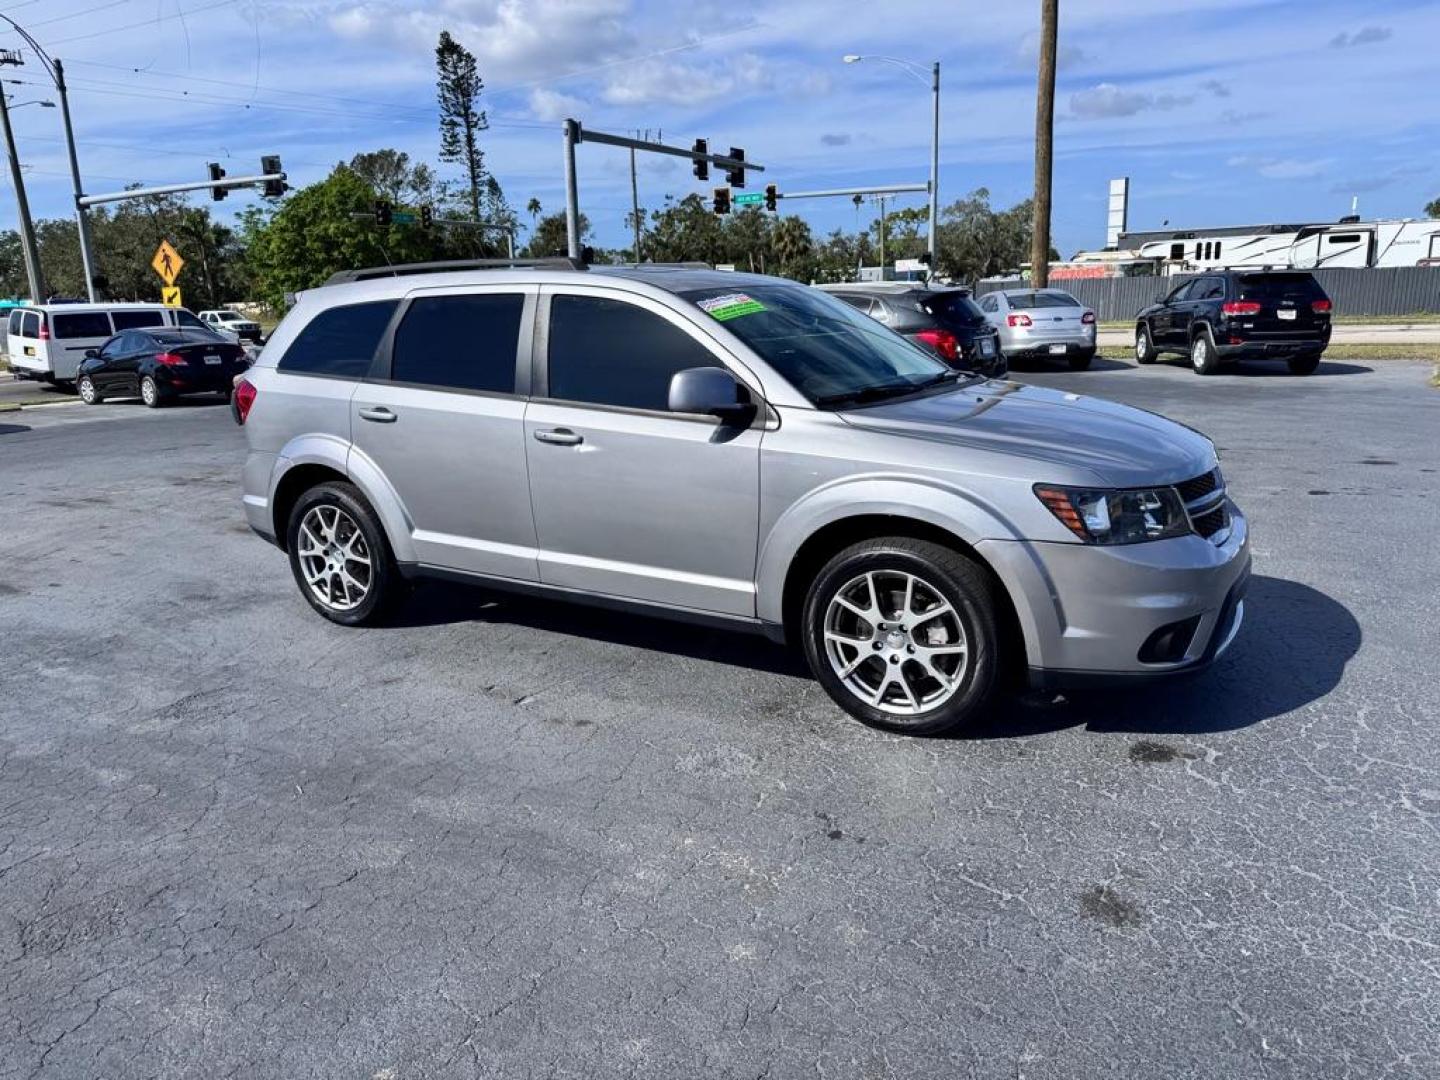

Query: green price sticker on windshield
[[699, 292, 767, 321]]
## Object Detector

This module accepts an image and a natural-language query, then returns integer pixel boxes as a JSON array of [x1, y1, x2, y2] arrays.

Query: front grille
[[1176, 470, 1219, 503], [1192, 505, 1228, 538]]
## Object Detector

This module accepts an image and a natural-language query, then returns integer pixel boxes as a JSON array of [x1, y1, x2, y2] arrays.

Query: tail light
[[37, 318, 49, 340], [232, 377, 257, 425], [1007, 313, 1033, 327], [914, 328, 959, 362], [155, 352, 187, 366], [1311, 298, 1332, 314], [1222, 300, 1262, 316], [1081, 311, 1096, 325]]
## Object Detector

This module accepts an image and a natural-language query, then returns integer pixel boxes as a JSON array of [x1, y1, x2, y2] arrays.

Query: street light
[[842, 54, 940, 274], [9, 99, 56, 109]]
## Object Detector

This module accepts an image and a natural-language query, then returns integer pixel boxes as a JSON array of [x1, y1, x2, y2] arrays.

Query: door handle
[[533, 428, 583, 446], [358, 406, 397, 423]]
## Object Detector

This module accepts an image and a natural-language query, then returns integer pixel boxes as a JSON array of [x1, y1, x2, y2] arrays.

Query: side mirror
[[668, 366, 755, 422], [84, 348, 99, 359]]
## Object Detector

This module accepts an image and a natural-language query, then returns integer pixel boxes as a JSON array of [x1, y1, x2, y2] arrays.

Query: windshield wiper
[[814, 381, 921, 407]]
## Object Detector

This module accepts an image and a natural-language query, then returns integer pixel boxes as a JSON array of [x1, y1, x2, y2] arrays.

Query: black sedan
[[77, 328, 250, 407]]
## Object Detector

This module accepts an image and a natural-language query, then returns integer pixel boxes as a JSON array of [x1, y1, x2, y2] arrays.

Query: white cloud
[[1330, 26, 1392, 48], [1016, 31, 1087, 70], [601, 51, 777, 107], [1257, 158, 1333, 180], [1069, 83, 1194, 119], [528, 87, 587, 122]]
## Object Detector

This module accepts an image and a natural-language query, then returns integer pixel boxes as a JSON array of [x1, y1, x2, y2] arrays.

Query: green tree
[[646, 194, 726, 264], [934, 188, 1038, 284], [0, 230, 25, 297], [348, 149, 441, 207], [771, 215, 815, 281], [526, 197, 542, 226], [435, 30, 488, 222], [522, 210, 588, 258], [1426, 196, 1440, 218]]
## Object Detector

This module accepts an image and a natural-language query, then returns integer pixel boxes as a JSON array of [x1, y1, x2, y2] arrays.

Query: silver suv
[[236, 259, 1249, 736]]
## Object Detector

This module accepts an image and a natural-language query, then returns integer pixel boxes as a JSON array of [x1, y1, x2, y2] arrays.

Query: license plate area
[[979, 338, 994, 356], [1048, 343, 1066, 355], [1277, 309, 1297, 321], [204, 355, 222, 365]]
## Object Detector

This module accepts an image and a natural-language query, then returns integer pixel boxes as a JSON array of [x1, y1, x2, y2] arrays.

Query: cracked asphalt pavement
[[1, 357, 1437, 1078]]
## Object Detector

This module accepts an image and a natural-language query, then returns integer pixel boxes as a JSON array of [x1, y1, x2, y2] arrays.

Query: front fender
[[753, 474, 1024, 626]]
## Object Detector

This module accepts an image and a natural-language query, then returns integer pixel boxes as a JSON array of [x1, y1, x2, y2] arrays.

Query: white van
[[6, 303, 218, 385]]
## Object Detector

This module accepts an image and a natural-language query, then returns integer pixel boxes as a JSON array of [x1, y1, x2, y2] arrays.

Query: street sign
[[151, 240, 183, 286], [392, 212, 416, 225], [161, 285, 182, 308], [733, 192, 764, 207]]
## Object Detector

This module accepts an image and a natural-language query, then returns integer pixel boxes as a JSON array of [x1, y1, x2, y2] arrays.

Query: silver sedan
[[978, 288, 1098, 370]]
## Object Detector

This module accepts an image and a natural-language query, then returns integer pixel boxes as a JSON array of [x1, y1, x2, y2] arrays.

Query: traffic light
[[726, 147, 746, 188], [207, 162, 227, 201], [375, 200, 393, 227], [764, 184, 778, 212], [419, 204, 434, 228], [260, 155, 285, 198], [691, 139, 708, 182], [712, 187, 730, 215]]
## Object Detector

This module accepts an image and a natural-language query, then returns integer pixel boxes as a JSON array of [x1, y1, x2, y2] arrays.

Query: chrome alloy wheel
[[78, 376, 96, 404], [296, 504, 373, 612], [823, 570, 969, 716], [140, 377, 158, 406], [1191, 336, 1206, 370]]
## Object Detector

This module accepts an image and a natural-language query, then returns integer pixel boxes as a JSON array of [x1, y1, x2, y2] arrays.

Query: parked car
[[6, 302, 219, 388], [199, 308, 264, 344], [1134, 270, 1332, 375], [235, 259, 1248, 737], [977, 288, 1097, 369], [77, 327, 250, 407], [815, 283, 1006, 377]]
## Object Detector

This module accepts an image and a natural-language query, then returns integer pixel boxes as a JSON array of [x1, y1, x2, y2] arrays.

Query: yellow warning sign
[[161, 285, 183, 308], [151, 240, 184, 286]]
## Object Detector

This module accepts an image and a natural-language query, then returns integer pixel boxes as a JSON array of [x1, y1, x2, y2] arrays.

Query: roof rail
[[323, 257, 587, 286], [603, 261, 713, 270]]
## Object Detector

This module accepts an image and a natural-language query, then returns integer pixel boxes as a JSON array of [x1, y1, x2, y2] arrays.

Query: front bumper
[[977, 501, 1251, 687]]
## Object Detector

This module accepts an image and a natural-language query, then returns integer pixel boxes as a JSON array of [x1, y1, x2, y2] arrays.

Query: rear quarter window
[[277, 300, 399, 379], [111, 310, 166, 331], [922, 292, 987, 326], [52, 312, 114, 339]]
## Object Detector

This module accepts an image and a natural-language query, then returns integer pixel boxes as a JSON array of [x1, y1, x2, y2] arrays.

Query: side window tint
[[7, 310, 20, 336], [22, 312, 39, 338], [112, 310, 166, 331], [390, 293, 524, 393], [1203, 279, 1225, 300], [548, 295, 719, 411], [278, 301, 398, 379]]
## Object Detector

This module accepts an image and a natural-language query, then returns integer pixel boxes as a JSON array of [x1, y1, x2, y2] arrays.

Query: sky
[[3, 0, 1439, 261]]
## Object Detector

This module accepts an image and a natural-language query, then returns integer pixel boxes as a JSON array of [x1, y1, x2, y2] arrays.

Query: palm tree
[[526, 197, 542, 227], [773, 215, 813, 279]]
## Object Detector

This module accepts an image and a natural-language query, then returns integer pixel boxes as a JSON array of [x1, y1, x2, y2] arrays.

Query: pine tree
[[435, 31, 488, 222]]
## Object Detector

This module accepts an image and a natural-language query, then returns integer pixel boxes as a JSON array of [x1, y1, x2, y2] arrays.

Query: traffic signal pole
[[561, 119, 763, 259], [78, 169, 288, 206]]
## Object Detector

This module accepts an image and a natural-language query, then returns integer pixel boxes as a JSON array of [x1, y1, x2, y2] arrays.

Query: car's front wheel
[[77, 375, 102, 405], [1135, 324, 1156, 364], [286, 481, 401, 626], [802, 538, 999, 736]]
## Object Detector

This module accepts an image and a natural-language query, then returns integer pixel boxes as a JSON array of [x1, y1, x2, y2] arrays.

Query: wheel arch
[[267, 435, 415, 563], [271, 462, 349, 552]]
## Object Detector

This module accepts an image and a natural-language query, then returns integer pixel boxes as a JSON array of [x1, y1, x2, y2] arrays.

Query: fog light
[[1138, 616, 1202, 664]]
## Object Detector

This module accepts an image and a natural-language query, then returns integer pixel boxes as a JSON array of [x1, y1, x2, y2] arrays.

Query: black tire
[[801, 537, 1000, 736], [140, 375, 165, 408], [1287, 352, 1321, 376], [1190, 327, 1220, 375], [285, 481, 401, 627], [1135, 324, 1156, 364], [1068, 348, 1095, 371], [77, 375, 103, 405]]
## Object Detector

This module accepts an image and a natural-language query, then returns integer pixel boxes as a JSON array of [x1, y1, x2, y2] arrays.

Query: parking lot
[[2, 357, 1437, 1078]]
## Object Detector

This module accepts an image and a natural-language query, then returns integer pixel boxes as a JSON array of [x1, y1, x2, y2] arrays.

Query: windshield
[[922, 291, 987, 327], [1007, 291, 1080, 310], [682, 284, 957, 406]]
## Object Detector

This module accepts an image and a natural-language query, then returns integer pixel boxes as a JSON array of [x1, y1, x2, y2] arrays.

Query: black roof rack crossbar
[[602, 261, 714, 270], [324, 257, 586, 286]]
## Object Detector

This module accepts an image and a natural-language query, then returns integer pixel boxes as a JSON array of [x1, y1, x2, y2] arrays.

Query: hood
[[839, 380, 1215, 487]]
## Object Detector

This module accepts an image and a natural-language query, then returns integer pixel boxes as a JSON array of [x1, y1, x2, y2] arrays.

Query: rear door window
[[278, 301, 398, 379], [21, 311, 39, 338], [390, 293, 524, 394], [7, 310, 21, 337], [834, 295, 875, 315], [112, 310, 166, 331], [52, 311, 114, 339], [922, 291, 987, 327], [1196, 278, 1225, 300]]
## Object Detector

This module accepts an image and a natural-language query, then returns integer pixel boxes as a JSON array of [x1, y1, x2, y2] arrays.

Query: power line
[[24, 0, 132, 30], [44, 0, 239, 46]]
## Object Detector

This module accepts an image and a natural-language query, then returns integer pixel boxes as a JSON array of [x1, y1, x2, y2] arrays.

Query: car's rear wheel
[[1190, 329, 1220, 375], [1135, 324, 1156, 364], [1068, 348, 1095, 371], [77, 375, 102, 405], [286, 481, 400, 627], [802, 538, 999, 736], [140, 375, 164, 407], [1287, 352, 1321, 376]]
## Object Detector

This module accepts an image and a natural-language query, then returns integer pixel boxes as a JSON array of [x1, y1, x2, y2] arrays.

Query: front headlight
[[1034, 484, 1190, 544]]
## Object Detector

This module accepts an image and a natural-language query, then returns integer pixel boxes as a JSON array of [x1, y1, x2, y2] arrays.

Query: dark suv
[[817, 284, 1006, 377], [1134, 271, 1332, 375]]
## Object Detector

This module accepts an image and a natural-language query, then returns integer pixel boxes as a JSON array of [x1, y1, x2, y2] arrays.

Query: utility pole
[[1030, 0, 1058, 289], [0, 66, 43, 301], [876, 194, 889, 273]]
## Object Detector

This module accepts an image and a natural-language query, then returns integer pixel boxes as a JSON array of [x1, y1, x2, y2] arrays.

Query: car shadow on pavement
[[394, 580, 810, 678], [1007, 355, 1132, 374], [975, 574, 1362, 739], [0, 422, 31, 435], [1145, 360, 1373, 378]]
